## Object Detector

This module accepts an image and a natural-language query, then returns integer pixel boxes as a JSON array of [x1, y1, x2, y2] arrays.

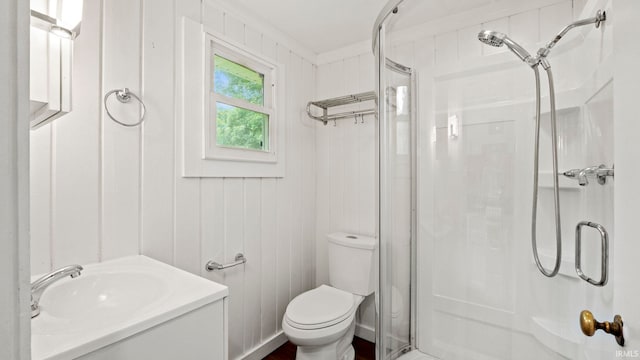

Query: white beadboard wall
[[30, 0, 318, 358], [29, 0, 149, 273], [315, 53, 377, 339]]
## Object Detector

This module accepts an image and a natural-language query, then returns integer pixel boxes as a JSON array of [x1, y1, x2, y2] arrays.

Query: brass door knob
[[580, 310, 625, 346]]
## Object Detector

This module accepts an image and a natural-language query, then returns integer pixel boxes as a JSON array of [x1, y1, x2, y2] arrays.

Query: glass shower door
[[377, 23, 415, 359], [375, 0, 620, 359]]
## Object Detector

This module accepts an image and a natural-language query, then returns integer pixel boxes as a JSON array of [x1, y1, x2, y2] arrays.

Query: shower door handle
[[575, 221, 608, 286]]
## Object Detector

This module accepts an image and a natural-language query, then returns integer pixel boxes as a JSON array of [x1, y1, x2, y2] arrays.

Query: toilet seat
[[285, 285, 356, 330]]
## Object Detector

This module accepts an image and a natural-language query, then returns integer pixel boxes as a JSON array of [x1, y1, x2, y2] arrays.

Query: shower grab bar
[[575, 221, 608, 286], [205, 253, 246, 271], [306, 91, 376, 125]]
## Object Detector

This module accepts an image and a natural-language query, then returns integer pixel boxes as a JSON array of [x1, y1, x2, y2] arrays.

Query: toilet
[[282, 232, 376, 360]]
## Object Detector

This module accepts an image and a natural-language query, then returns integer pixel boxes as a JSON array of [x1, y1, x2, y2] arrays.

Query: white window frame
[[205, 38, 276, 163], [180, 17, 285, 178]]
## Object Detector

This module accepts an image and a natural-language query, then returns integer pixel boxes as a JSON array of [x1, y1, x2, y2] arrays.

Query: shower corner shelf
[[306, 91, 377, 125]]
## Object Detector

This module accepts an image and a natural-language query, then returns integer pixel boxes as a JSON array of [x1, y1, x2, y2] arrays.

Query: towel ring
[[104, 88, 146, 127]]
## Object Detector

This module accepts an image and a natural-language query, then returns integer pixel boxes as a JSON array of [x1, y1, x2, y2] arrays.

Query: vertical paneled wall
[[315, 53, 377, 339], [144, 1, 318, 357], [30, 0, 317, 359], [30, 0, 140, 273]]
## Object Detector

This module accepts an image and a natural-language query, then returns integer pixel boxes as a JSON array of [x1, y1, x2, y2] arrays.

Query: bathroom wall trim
[[202, 0, 317, 63], [240, 332, 288, 360], [316, 40, 372, 66], [0, 0, 30, 358], [356, 323, 376, 343]]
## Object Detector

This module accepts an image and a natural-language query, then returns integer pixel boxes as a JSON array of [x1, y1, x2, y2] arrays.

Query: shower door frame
[[375, 13, 418, 359]]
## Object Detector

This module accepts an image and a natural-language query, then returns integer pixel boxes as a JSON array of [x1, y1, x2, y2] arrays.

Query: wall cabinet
[[30, 21, 72, 129]]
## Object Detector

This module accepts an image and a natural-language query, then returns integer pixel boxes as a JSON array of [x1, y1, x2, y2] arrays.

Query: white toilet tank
[[328, 232, 377, 296]]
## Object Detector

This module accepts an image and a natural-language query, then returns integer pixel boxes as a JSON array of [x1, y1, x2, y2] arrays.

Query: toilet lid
[[285, 285, 356, 330]]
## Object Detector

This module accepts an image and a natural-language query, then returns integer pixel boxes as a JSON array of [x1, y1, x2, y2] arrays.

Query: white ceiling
[[218, 0, 501, 54], [218, 0, 388, 54]]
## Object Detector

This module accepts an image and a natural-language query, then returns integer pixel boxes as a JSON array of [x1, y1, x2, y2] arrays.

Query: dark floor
[[263, 337, 375, 360]]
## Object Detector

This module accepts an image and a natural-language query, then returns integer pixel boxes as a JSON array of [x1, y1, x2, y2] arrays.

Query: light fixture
[[30, 0, 83, 39]]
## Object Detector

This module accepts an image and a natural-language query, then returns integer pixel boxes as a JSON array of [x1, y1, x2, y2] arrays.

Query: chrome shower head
[[478, 30, 506, 47], [478, 30, 536, 66]]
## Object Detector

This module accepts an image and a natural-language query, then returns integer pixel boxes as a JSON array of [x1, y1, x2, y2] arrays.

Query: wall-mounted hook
[[333, 119, 337, 127], [361, 114, 365, 123]]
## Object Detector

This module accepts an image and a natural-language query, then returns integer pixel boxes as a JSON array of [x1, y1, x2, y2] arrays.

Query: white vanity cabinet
[[77, 299, 228, 360], [31, 256, 229, 360]]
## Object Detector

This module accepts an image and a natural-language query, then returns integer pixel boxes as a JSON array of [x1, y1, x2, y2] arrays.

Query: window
[[181, 18, 285, 178], [213, 55, 268, 151], [205, 38, 278, 164]]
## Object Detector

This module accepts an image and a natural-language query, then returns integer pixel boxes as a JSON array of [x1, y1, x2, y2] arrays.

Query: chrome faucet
[[562, 164, 614, 186], [578, 165, 603, 186], [31, 265, 83, 318], [563, 168, 581, 180]]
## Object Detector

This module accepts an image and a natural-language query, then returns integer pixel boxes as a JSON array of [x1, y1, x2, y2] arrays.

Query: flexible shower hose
[[531, 66, 562, 277]]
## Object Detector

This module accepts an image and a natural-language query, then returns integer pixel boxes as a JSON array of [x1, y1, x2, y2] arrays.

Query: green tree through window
[[214, 55, 268, 151]]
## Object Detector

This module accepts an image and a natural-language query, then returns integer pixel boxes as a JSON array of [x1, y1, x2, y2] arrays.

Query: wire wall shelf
[[306, 91, 377, 125]]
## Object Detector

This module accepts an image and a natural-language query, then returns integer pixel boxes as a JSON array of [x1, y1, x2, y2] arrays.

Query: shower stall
[[373, 0, 629, 359]]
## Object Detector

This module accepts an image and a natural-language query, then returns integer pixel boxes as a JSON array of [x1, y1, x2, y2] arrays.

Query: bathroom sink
[[31, 255, 228, 360], [34, 271, 168, 334]]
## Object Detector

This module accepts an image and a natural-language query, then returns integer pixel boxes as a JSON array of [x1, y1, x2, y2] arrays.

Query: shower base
[[396, 350, 438, 360]]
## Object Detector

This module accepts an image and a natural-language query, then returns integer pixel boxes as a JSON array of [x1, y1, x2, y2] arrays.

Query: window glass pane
[[214, 55, 265, 106], [216, 102, 269, 151]]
